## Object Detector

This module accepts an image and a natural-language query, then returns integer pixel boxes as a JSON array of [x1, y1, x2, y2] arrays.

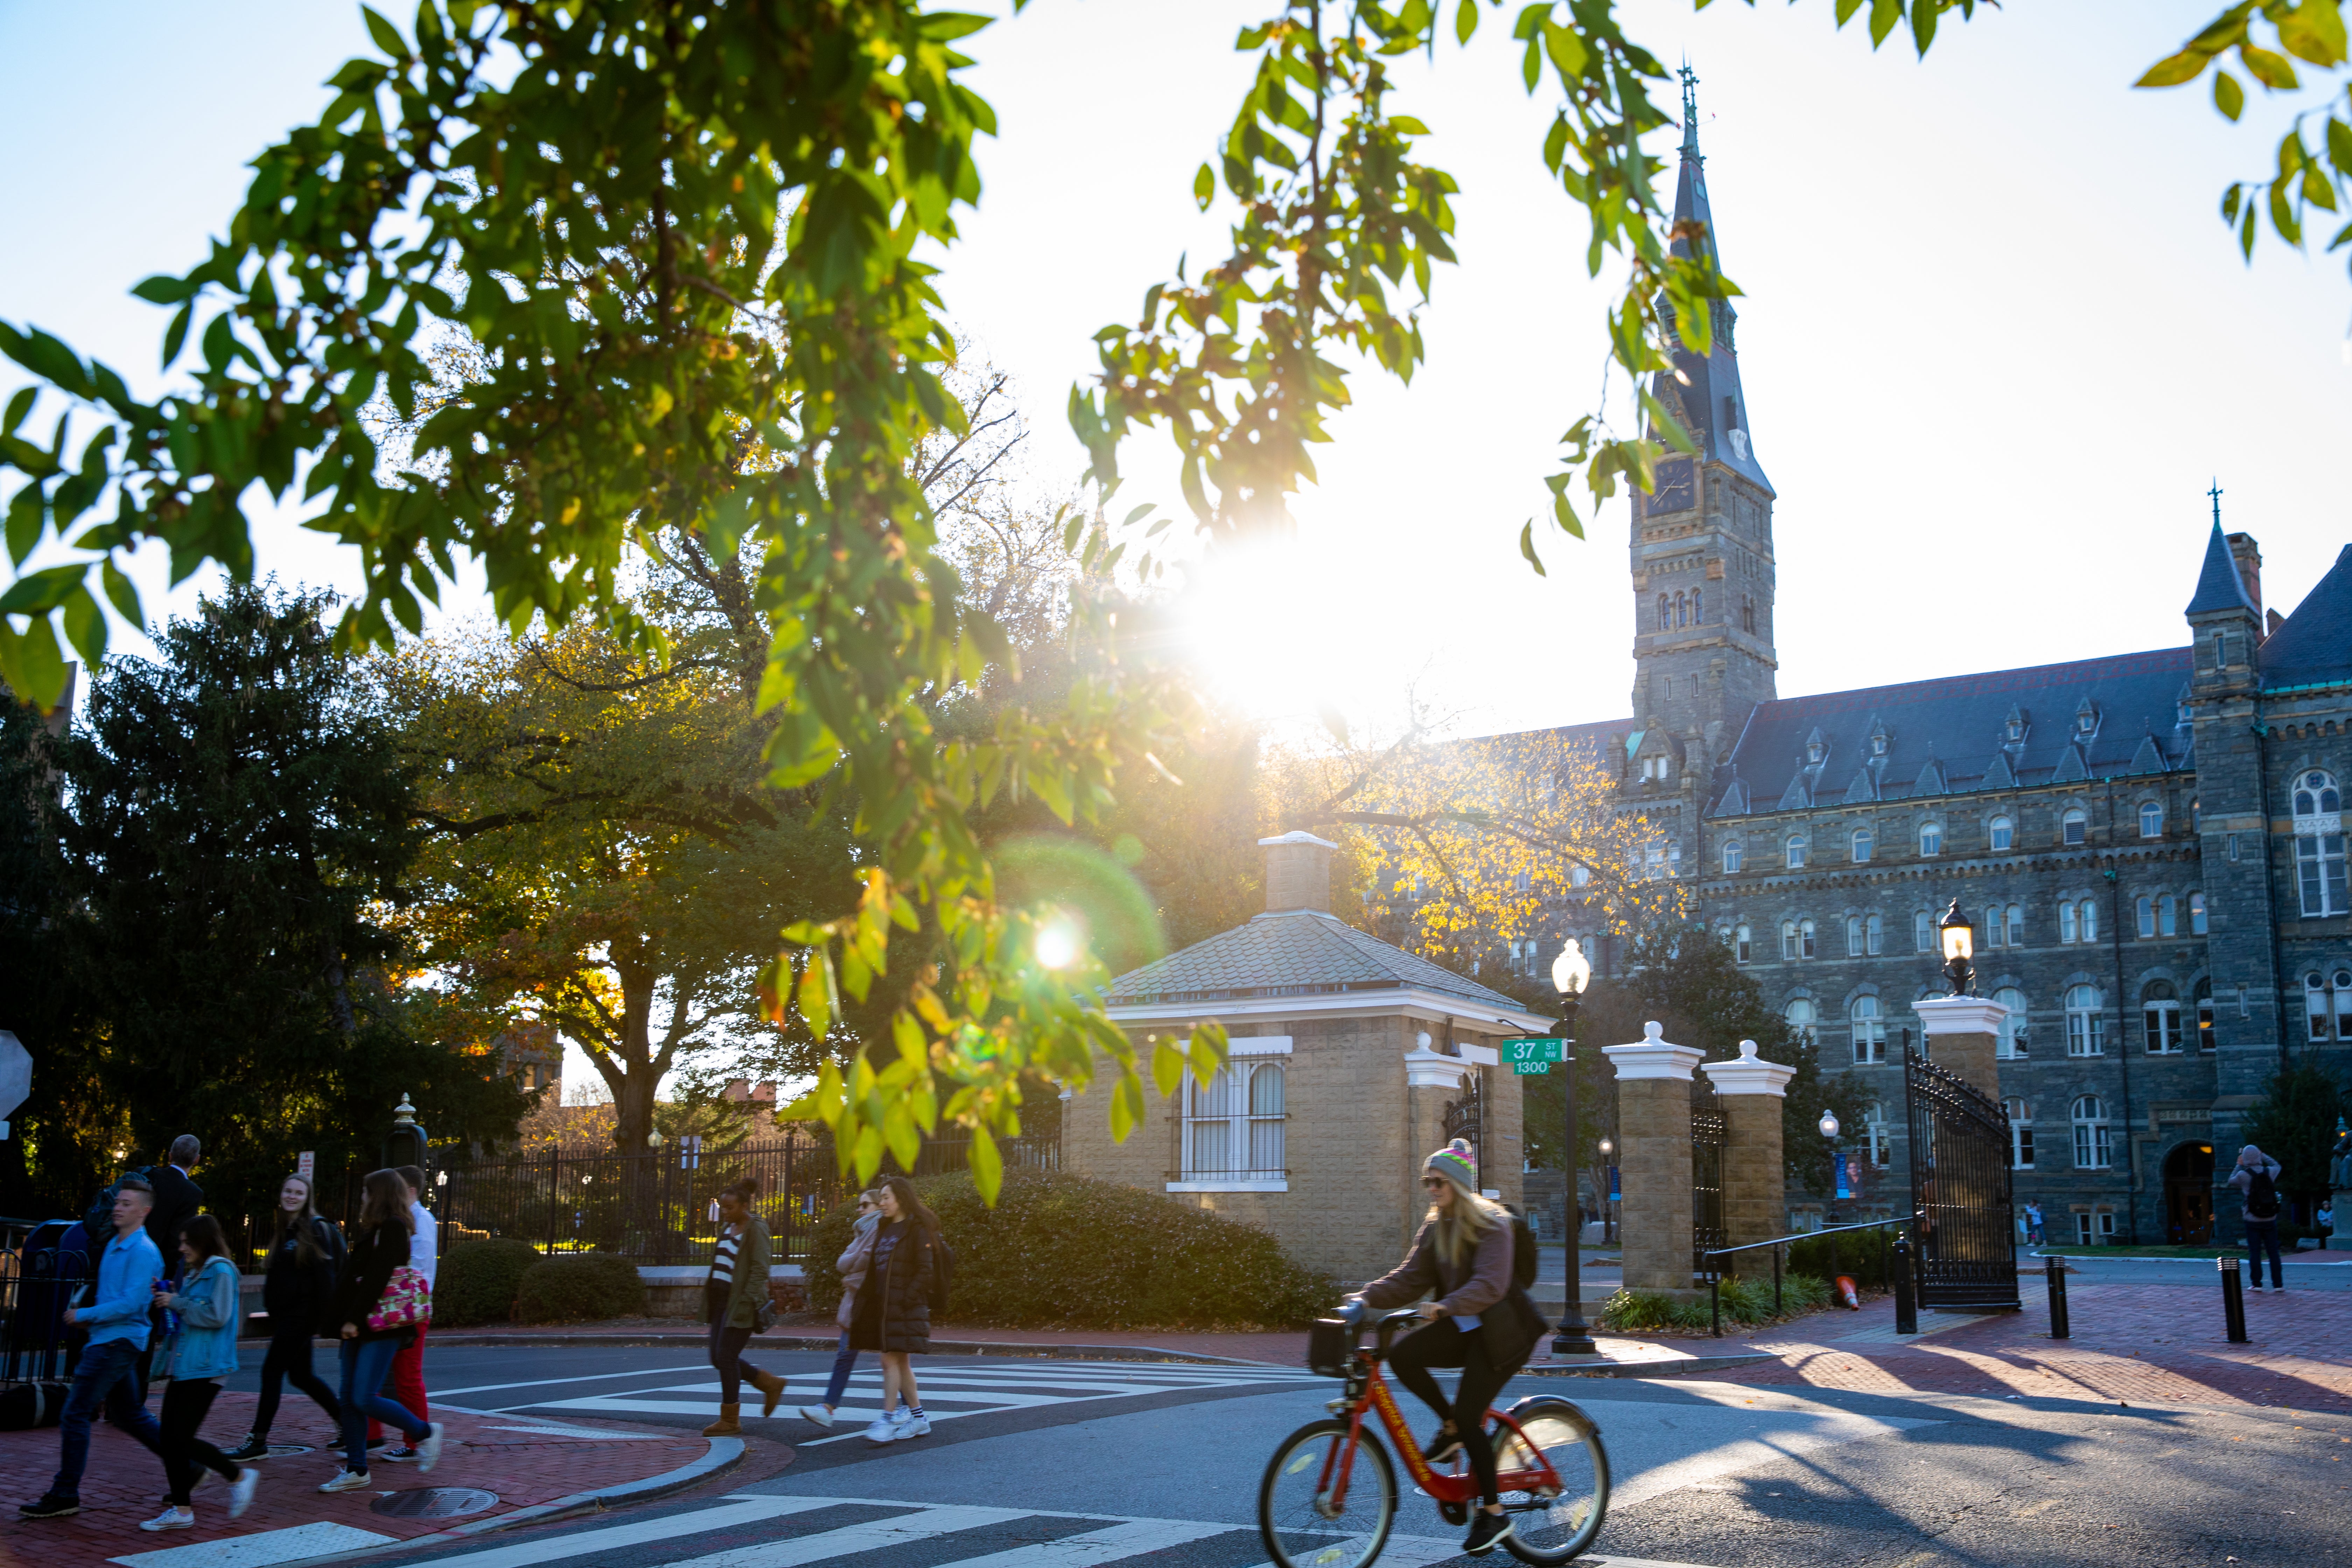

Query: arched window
[[2196, 980, 2214, 1050], [2143, 980, 2182, 1054], [2293, 770, 2347, 915], [1781, 921, 1801, 961], [1865, 913, 1884, 955], [2004, 1097, 2034, 1169], [2136, 895, 2155, 939], [1846, 916, 1865, 957], [1184, 1058, 1286, 1179], [1657, 595, 1671, 632], [2071, 1096, 2111, 1170], [2078, 899, 2099, 943], [1734, 924, 1752, 963], [1786, 998, 1817, 1043], [1920, 823, 1943, 856], [1800, 918, 1818, 958], [2189, 891, 2207, 934], [1723, 839, 1744, 874], [2006, 904, 2024, 947], [1674, 592, 1688, 628], [2066, 985, 2104, 1056], [1913, 909, 1933, 952], [1692, 587, 1704, 624], [1995, 987, 2029, 1059], [2304, 970, 2352, 1041], [1787, 835, 1808, 869], [1742, 596, 1756, 633], [2059, 901, 2078, 943], [2139, 801, 2164, 838], [1851, 996, 1886, 1064], [1569, 864, 1591, 888], [1853, 827, 1873, 862], [1984, 906, 2003, 948], [2158, 894, 2177, 937], [1989, 816, 2014, 852], [2062, 808, 2088, 846]]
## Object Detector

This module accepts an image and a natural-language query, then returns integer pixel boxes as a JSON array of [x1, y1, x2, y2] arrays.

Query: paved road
[[2028, 1252, 2352, 1290], [231, 1343, 2352, 1568]]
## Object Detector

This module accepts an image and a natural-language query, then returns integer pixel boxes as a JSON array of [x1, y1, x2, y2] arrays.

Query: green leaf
[[161, 304, 192, 370], [6, 483, 43, 567], [2327, 117, 2352, 175], [59, 584, 105, 670], [2215, 69, 2246, 120], [1910, 0, 1939, 57], [99, 559, 143, 631], [1153, 1037, 1186, 1100], [130, 274, 198, 306], [2239, 43, 2300, 89], [1519, 519, 1547, 577], [0, 562, 87, 615], [797, 951, 835, 1041], [2137, 47, 2215, 87], [1194, 162, 1214, 211], [1456, 0, 1478, 45], [359, 5, 407, 58], [2, 386, 31, 436], [0, 614, 68, 710], [968, 1123, 1003, 1204], [1869, 0, 1903, 48], [2277, 0, 2348, 67]]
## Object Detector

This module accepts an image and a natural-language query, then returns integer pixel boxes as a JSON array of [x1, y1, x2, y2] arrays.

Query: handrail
[[1696, 1213, 1921, 1338]]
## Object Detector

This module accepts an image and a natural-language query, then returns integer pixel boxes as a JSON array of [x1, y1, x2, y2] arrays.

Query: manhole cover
[[264, 1443, 316, 1459], [371, 1487, 500, 1518]]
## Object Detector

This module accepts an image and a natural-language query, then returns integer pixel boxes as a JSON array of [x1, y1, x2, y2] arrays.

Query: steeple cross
[[2208, 477, 2224, 528]]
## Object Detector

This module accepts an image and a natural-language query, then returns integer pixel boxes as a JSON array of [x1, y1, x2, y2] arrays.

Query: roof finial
[[2209, 477, 2224, 530], [1679, 62, 1701, 159]]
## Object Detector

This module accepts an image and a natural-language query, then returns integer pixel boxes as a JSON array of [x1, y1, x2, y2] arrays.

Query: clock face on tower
[[1645, 459, 1695, 516]]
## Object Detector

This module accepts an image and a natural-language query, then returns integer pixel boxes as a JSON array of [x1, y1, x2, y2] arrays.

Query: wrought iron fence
[[1903, 1043, 2019, 1310], [1691, 1076, 1726, 1272]]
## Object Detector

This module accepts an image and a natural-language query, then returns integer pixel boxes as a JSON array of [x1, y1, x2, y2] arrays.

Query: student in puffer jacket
[[800, 1188, 881, 1428], [144, 1214, 258, 1533]]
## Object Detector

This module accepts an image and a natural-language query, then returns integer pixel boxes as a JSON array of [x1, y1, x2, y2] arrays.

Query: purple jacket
[[1359, 1212, 1544, 1367]]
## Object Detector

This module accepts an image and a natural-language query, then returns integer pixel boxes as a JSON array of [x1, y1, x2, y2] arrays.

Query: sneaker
[[414, 1422, 444, 1475], [1463, 1510, 1514, 1555], [799, 1404, 835, 1428], [223, 1434, 268, 1464], [897, 1410, 932, 1437], [139, 1506, 196, 1532], [380, 1446, 421, 1462], [319, 1469, 371, 1493], [229, 1466, 259, 1520], [366, 1436, 388, 1451], [20, 1494, 81, 1520], [1422, 1426, 1463, 1464], [862, 1416, 903, 1444]]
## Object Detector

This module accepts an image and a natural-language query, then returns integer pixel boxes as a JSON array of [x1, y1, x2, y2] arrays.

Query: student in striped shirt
[[702, 1178, 784, 1435]]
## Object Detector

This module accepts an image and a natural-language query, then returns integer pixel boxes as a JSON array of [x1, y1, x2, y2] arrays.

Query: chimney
[[722, 1078, 750, 1102], [1259, 831, 1338, 914], [2227, 532, 2264, 633], [750, 1081, 776, 1103]]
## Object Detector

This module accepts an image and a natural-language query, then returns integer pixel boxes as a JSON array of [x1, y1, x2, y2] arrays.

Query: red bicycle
[[1257, 1307, 1609, 1568]]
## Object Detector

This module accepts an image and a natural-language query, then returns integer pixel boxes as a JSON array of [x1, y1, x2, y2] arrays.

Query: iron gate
[[1692, 1076, 1726, 1272], [1443, 1066, 1484, 1180], [1903, 1043, 2019, 1309]]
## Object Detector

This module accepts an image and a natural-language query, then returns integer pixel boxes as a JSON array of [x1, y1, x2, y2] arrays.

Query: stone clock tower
[[1629, 71, 1779, 776]]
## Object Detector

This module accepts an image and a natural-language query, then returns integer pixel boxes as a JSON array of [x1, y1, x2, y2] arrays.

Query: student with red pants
[[369, 1166, 435, 1459]]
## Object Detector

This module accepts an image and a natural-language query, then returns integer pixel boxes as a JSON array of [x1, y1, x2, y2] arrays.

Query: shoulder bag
[[368, 1264, 432, 1331]]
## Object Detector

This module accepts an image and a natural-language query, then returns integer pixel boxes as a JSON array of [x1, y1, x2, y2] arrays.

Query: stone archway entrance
[[2164, 1140, 2215, 1244]]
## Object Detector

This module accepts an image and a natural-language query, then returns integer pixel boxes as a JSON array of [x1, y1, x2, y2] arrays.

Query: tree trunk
[[611, 946, 660, 1153]]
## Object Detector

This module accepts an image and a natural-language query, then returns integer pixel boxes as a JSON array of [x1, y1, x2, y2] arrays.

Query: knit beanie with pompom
[[1424, 1137, 1478, 1196]]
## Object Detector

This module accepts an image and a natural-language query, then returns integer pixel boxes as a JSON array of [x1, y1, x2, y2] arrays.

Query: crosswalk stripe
[[916, 1518, 1240, 1568], [398, 1496, 848, 1568], [653, 1504, 1034, 1568]]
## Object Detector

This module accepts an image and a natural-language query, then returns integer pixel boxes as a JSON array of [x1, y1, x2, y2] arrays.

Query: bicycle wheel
[[1258, 1418, 1397, 1568], [1490, 1396, 1608, 1565]]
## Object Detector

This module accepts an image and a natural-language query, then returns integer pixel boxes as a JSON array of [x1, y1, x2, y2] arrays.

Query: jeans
[[2245, 1220, 2285, 1287], [1386, 1322, 1515, 1506], [50, 1337, 164, 1501], [160, 1378, 240, 1505], [254, 1329, 341, 1436], [822, 1332, 860, 1407], [338, 1336, 427, 1472]]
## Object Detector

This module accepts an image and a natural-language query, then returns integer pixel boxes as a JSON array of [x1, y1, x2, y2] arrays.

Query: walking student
[[21, 1175, 172, 1519], [855, 1175, 945, 1445], [2232, 1143, 2288, 1290], [369, 1165, 436, 1461], [138, 1134, 205, 1398], [144, 1215, 260, 1531], [702, 1177, 786, 1436], [226, 1172, 345, 1462], [800, 1188, 881, 1428], [1352, 1138, 1548, 1558], [322, 1170, 441, 1491]]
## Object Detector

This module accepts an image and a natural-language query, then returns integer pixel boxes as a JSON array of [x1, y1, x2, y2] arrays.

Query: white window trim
[[1166, 1178, 1289, 1193], [1173, 1046, 1291, 1191]]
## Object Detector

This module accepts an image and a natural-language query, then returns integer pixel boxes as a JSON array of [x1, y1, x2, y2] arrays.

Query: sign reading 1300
[[1500, 1036, 1562, 1075]]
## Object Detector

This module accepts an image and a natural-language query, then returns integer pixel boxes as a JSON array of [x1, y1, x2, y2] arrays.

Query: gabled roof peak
[[2186, 518, 2259, 617]]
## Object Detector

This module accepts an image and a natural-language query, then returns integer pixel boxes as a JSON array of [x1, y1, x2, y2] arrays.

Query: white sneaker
[[798, 1404, 835, 1428], [414, 1422, 444, 1475], [319, 1469, 371, 1493], [228, 1466, 258, 1519], [139, 1506, 195, 1531], [862, 1416, 903, 1444], [896, 1410, 931, 1437]]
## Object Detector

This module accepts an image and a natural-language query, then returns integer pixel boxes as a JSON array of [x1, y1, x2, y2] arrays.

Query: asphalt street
[[250, 1342, 2352, 1568]]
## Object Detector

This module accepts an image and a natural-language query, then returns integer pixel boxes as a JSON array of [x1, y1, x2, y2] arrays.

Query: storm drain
[[372, 1486, 500, 1518]]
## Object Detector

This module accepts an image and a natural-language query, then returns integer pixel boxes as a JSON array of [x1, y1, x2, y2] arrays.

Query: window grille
[[1181, 1062, 1286, 1181], [2071, 1096, 2110, 1169]]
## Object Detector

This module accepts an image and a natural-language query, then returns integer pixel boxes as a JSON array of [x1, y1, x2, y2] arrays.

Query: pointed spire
[[2185, 514, 2256, 616], [1680, 62, 1702, 161]]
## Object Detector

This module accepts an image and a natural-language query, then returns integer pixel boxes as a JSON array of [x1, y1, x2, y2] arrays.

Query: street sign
[[1499, 1037, 1562, 1066], [298, 1150, 315, 1181], [1511, 1061, 1552, 1076], [0, 1030, 29, 1128]]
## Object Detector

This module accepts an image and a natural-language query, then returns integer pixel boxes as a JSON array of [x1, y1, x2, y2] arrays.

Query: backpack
[[2246, 1167, 2281, 1221], [1502, 1205, 1539, 1292], [927, 1233, 955, 1318]]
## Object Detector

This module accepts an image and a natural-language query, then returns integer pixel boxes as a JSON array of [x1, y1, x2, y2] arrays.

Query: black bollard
[[1892, 1231, 1919, 1335], [2045, 1255, 2070, 1340], [2220, 1254, 2248, 1344]]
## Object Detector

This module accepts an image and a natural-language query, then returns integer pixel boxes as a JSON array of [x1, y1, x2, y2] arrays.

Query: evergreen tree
[[2244, 1058, 2346, 1212]]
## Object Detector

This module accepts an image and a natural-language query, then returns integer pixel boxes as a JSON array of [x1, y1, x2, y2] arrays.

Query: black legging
[[706, 1284, 766, 1402], [253, 1329, 341, 1437], [160, 1379, 241, 1505], [1387, 1321, 1515, 1505]]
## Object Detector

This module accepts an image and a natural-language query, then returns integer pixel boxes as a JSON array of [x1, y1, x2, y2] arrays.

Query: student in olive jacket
[[701, 1177, 786, 1435]]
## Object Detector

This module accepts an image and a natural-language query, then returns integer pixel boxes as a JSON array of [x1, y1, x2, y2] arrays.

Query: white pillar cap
[[1700, 1037, 1797, 1098], [1404, 1046, 1471, 1089], [1602, 1020, 1705, 1082], [1913, 996, 2010, 1036]]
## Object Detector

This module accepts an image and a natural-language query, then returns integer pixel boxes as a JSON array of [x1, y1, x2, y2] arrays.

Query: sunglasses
[[1420, 1176, 1451, 1190]]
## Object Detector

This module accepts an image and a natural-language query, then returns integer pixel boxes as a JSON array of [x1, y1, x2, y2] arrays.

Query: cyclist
[[1351, 1138, 1546, 1557]]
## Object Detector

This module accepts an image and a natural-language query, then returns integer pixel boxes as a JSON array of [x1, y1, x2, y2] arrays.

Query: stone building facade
[[1427, 91, 2352, 1247]]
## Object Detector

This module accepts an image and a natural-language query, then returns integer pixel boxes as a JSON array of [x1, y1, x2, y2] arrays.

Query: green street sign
[[1500, 1036, 1562, 1065], [1512, 1061, 1553, 1077]]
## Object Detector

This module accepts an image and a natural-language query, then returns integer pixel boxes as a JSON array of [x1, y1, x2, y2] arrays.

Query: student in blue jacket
[[143, 1214, 260, 1531]]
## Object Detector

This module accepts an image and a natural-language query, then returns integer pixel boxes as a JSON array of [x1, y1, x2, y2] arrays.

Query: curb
[[426, 1331, 1283, 1366], [1520, 1351, 1776, 1378]]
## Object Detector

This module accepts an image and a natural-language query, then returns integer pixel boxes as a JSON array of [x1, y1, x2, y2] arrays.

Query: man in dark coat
[[136, 1134, 204, 1396]]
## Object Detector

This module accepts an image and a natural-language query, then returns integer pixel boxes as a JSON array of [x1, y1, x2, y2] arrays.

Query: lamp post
[[1937, 899, 1977, 998], [1819, 1110, 1841, 1222], [1549, 939, 1598, 1356], [1597, 1137, 1615, 1245]]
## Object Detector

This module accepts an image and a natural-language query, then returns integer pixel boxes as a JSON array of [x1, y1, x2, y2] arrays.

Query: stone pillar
[[1405, 1034, 1469, 1253], [1913, 995, 2007, 1104], [1603, 1022, 1705, 1296], [1701, 1038, 1797, 1255]]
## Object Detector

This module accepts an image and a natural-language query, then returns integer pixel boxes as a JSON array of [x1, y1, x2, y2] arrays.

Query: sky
[[5, 2, 2350, 1086]]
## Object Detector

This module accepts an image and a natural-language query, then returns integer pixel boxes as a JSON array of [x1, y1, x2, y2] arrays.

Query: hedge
[[801, 1169, 1334, 1330], [1784, 1231, 1895, 1293], [514, 1253, 646, 1323], [434, 1238, 542, 1326], [1596, 1274, 1832, 1334]]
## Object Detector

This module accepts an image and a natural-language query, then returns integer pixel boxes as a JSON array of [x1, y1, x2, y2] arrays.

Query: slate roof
[[1106, 909, 1534, 1015], [2185, 521, 2258, 616], [1712, 648, 2193, 817], [2261, 543, 2352, 691]]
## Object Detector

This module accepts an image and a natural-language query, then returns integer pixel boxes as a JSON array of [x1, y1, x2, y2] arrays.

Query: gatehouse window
[[2066, 985, 2105, 1056], [2189, 892, 2207, 935], [1787, 835, 1808, 868], [2140, 802, 2164, 838], [2143, 981, 2183, 1054], [2005, 1098, 2034, 1169], [1723, 839, 1744, 874], [1853, 827, 1872, 862], [2294, 769, 2341, 817], [1692, 587, 1704, 623], [1919, 822, 1942, 855], [2062, 808, 2088, 846], [1851, 996, 1886, 1065], [1570, 864, 1591, 888], [1786, 998, 1817, 1044], [2293, 770, 2347, 916], [1989, 816, 2014, 851], [1782, 921, 1800, 960], [2006, 904, 2024, 947], [1742, 596, 1756, 632], [1800, 918, 1817, 958], [1984, 905, 2005, 948], [2071, 1096, 2112, 1170], [1865, 1101, 1892, 1167], [1995, 987, 2029, 1058], [2158, 894, 2177, 937], [1182, 1058, 1287, 1181], [2077, 899, 2099, 943], [1675, 591, 1688, 628]]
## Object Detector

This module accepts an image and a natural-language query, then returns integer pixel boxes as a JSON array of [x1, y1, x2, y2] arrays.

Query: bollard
[[2045, 1254, 2070, 1340], [2219, 1254, 2248, 1343], [1892, 1231, 1919, 1335]]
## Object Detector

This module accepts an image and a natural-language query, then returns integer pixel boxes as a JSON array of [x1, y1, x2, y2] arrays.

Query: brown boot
[[749, 1368, 787, 1419], [702, 1402, 742, 1437]]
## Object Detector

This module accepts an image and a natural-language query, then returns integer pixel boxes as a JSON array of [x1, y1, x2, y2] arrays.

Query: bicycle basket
[[1305, 1317, 1355, 1377]]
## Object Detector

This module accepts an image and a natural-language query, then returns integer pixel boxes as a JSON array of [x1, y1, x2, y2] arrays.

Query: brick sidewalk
[[0, 1385, 716, 1563]]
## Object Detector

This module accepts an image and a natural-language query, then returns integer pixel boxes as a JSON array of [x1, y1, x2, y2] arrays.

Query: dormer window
[[1870, 732, 1888, 757], [2075, 701, 2098, 737], [1805, 739, 1824, 765], [2004, 711, 2024, 742], [1640, 755, 1674, 783]]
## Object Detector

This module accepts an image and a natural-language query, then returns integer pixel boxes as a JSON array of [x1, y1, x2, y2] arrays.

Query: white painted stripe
[[435, 1362, 713, 1396], [656, 1505, 1034, 1568], [108, 1521, 400, 1567], [1230, 1533, 1471, 1568], [389, 1495, 849, 1568], [920, 1517, 1239, 1568]]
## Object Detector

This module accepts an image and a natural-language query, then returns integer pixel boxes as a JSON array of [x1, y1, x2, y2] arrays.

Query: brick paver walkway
[[0, 1385, 714, 1563]]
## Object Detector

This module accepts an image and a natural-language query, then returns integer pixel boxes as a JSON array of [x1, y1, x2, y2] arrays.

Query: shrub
[[1595, 1273, 1832, 1334], [433, 1238, 542, 1326], [802, 1169, 1334, 1330], [514, 1253, 646, 1323], [1785, 1231, 1895, 1292]]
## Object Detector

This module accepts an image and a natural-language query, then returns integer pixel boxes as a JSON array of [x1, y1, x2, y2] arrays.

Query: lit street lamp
[[1937, 899, 1977, 998], [1549, 939, 1598, 1357], [1597, 1136, 1615, 1245]]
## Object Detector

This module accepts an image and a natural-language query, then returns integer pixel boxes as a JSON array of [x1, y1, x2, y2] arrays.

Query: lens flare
[[1034, 919, 1081, 970]]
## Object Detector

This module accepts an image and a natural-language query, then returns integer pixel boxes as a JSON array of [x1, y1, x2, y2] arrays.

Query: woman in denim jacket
[[145, 1214, 257, 1532]]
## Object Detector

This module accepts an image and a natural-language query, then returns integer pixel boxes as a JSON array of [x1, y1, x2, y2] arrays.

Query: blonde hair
[[1427, 1188, 1508, 1273]]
